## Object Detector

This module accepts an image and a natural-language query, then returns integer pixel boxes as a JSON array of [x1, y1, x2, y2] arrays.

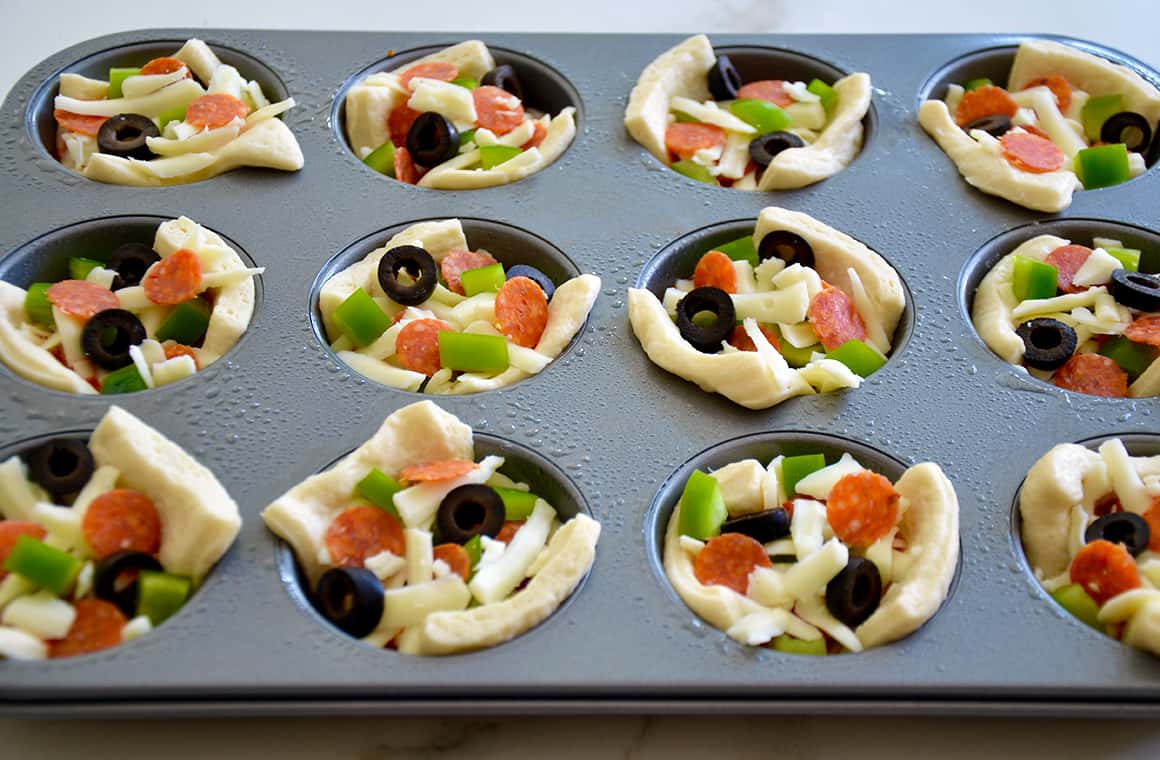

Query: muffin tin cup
[[1, 29, 1159, 716]]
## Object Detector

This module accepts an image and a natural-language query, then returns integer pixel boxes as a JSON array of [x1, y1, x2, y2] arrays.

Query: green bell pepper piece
[[494, 486, 539, 521], [451, 76, 478, 89], [334, 288, 391, 348], [775, 328, 820, 368], [460, 263, 506, 296], [1100, 335, 1159, 381], [676, 469, 727, 541], [107, 67, 140, 99], [136, 570, 193, 626], [363, 140, 396, 176], [671, 159, 718, 185], [825, 338, 886, 378], [1050, 583, 1101, 630], [1104, 246, 1141, 272], [355, 468, 403, 519], [4, 535, 81, 596], [463, 535, 482, 579], [729, 99, 792, 134], [155, 298, 212, 345], [158, 106, 187, 130], [23, 282, 55, 330], [438, 331, 510, 373], [1012, 255, 1059, 301], [1081, 94, 1123, 141], [807, 78, 838, 112], [771, 634, 826, 655], [963, 77, 993, 92], [781, 454, 827, 497], [715, 236, 759, 267], [672, 110, 700, 123], [1075, 143, 1131, 190], [459, 129, 476, 147], [69, 257, 104, 281], [101, 364, 147, 394], [480, 145, 522, 169]]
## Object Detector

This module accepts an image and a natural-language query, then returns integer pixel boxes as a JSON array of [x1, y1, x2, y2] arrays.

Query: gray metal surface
[[0, 29, 1158, 716]]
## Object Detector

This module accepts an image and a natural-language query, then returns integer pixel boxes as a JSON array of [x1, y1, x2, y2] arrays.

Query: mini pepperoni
[[1070, 539, 1141, 605], [521, 120, 548, 151], [54, 109, 108, 136], [82, 489, 162, 559], [495, 521, 524, 544], [1022, 75, 1072, 112], [325, 505, 405, 567], [143, 248, 202, 306], [48, 599, 126, 659], [185, 93, 249, 129], [736, 79, 793, 107], [692, 250, 738, 293], [1045, 244, 1093, 294], [387, 104, 421, 147], [1094, 493, 1123, 517], [46, 280, 119, 320], [395, 318, 451, 375], [693, 533, 772, 595], [473, 85, 525, 135], [1052, 353, 1128, 397], [728, 324, 781, 352], [1124, 315, 1160, 348], [954, 84, 1018, 127], [495, 276, 549, 348], [162, 341, 200, 370], [393, 145, 419, 185], [399, 61, 459, 89], [808, 287, 867, 351], [0, 521, 47, 580], [1144, 497, 1160, 552], [139, 57, 189, 77], [826, 470, 901, 548], [399, 459, 476, 483], [664, 122, 726, 161], [1000, 131, 1065, 173], [433, 543, 471, 580], [440, 249, 498, 295]]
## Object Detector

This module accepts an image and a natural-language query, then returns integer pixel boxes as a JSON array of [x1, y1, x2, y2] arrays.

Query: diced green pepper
[[101, 364, 147, 394], [3, 535, 81, 596], [1012, 255, 1059, 302], [155, 298, 212, 345], [494, 486, 539, 521], [1100, 335, 1159, 381], [715, 236, 759, 267], [451, 76, 478, 89], [363, 140, 396, 176], [460, 263, 506, 296], [807, 78, 838, 113], [136, 570, 192, 626], [676, 469, 727, 540], [1050, 583, 1101, 630], [781, 454, 826, 497], [459, 129, 476, 147], [355, 468, 403, 519], [107, 67, 140, 99], [23, 282, 55, 330], [1104, 246, 1141, 272], [671, 160, 718, 185], [729, 98, 792, 134], [480, 145, 523, 169], [438, 331, 510, 373], [240, 89, 258, 113], [825, 338, 886, 378], [963, 77, 993, 92], [776, 329, 820, 369], [157, 106, 187, 130], [334, 288, 391, 348], [69, 257, 104, 281], [1081, 94, 1123, 141], [463, 535, 482, 579], [771, 634, 826, 656], [1075, 143, 1131, 190], [672, 110, 700, 123]]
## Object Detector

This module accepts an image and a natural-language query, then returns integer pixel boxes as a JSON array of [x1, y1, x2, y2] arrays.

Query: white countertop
[[3, 1, 1160, 756]]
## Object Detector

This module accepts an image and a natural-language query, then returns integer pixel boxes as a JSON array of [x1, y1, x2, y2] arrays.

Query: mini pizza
[[628, 207, 905, 409], [624, 34, 871, 190], [51, 38, 303, 186], [1021, 438, 1160, 656], [664, 449, 958, 653], [0, 406, 242, 660], [0, 216, 261, 395], [972, 233, 1160, 398], [919, 40, 1160, 212], [344, 41, 576, 188], [318, 219, 598, 394], [262, 401, 600, 655]]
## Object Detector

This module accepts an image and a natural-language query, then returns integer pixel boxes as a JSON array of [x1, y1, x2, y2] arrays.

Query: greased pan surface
[[1, 30, 1158, 715]]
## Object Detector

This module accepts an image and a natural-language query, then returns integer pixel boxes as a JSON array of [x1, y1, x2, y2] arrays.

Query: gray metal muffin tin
[[1, 29, 1158, 717]]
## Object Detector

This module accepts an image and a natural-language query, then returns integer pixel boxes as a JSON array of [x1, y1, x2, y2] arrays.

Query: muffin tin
[[1, 30, 1158, 717]]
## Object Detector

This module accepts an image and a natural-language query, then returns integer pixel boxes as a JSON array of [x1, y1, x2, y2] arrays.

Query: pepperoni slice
[[48, 599, 126, 659], [473, 85, 525, 135], [399, 459, 476, 483], [399, 61, 459, 89], [46, 280, 119, 320], [162, 341, 201, 370], [82, 489, 162, 559], [693, 533, 772, 595], [664, 122, 726, 161], [185, 93, 249, 129], [1052, 353, 1128, 397], [143, 248, 202, 306], [1044, 244, 1093, 294], [1094, 493, 1123, 517], [387, 104, 421, 147], [1022, 75, 1072, 112], [0, 521, 47, 580], [521, 120, 548, 151], [736, 80, 793, 107], [1124, 315, 1160, 348], [139, 57, 189, 77], [954, 84, 1018, 127], [692, 250, 738, 293], [808, 287, 867, 351], [54, 109, 108, 137], [440, 249, 498, 295], [325, 505, 405, 567], [1070, 539, 1141, 605], [1143, 497, 1160, 552], [395, 318, 451, 375], [1000, 132, 1065, 173], [826, 470, 901, 548], [433, 543, 471, 580], [728, 324, 781, 352], [495, 521, 524, 544], [495, 276, 549, 348], [393, 146, 419, 184]]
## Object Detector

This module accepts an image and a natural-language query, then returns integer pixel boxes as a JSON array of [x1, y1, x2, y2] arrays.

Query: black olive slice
[[506, 264, 555, 301], [108, 243, 161, 290], [825, 557, 882, 628], [722, 508, 790, 544], [1109, 268, 1160, 311], [769, 554, 798, 564], [315, 567, 384, 638], [758, 230, 815, 269], [81, 308, 146, 370], [406, 111, 459, 167], [748, 131, 805, 168], [675, 286, 735, 353], [1085, 512, 1151, 557], [24, 438, 94, 496], [481, 64, 524, 100], [1101, 111, 1153, 154], [963, 114, 1012, 138], [93, 551, 163, 617], [377, 245, 438, 306], [1015, 318, 1078, 371], [707, 54, 742, 100], [96, 113, 159, 160], [436, 484, 506, 544]]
